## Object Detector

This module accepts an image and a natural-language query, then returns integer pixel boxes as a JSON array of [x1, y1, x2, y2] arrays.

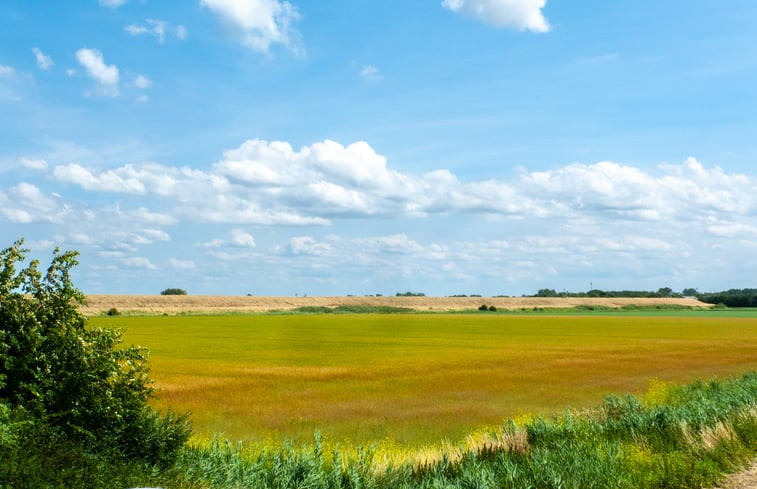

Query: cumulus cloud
[[32, 48, 54, 70], [9, 135, 757, 294], [231, 229, 256, 247], [76, 48, 119, 96], [132, 74, 151, 89], [289, 236, 332, 256], [19, 157, 48, 171], [48, 138, 757, 237], [126, 19, 188, 43], [442, 0, 550, 32], [200, 0, 302, 54], [202, 229, 256, 249], [0, 182, 61, 223], [123, 256, 157, 269]]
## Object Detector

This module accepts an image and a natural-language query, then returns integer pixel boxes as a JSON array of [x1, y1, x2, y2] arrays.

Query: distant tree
[[682, 288, 699, 297], [535, 288, 559, 297], [396, 291, 425, 297], [160, 288, 187, 295], [655, 287, 674, 298]]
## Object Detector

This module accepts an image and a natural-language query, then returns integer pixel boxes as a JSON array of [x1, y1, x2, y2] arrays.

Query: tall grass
[[93, 314, 757, 444], [115, 372, 756, 489], [3, 372, 755, 487]]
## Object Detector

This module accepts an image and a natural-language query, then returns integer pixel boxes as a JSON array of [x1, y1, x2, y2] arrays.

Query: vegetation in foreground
[[3, 371, 756, 488], [0, 239, 190, 488]]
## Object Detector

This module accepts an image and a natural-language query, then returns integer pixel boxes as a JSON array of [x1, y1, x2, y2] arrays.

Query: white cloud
[[168, 258, 196, 270], [19, 157, 48, 171], [140, 228, 171, 242], [175, 25, 189, 40], [0, 182, 61, 223], [354, 234, 424, 254], [32, 48, 54, 70], [289, 236, 332, 256], [76, 48, 119, 96], [126, 19, 187, 43], [442, 0, 550, 32], [231, 229, 256, 247], [49, 139, 757, 236], [200, 0, 302, 54], [360, 65, 381, 80], [54, 163, 147, 193], [201, 229, 256, 249], [133, 74, 151, 89], [123, 256, 157, 269], [0, 64, 19, 80]]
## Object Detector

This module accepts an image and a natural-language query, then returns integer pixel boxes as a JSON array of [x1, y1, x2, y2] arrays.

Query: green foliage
[[161, 287, 188, 295], [535, 288, 559, 297], [699, 288, 757, 307], [0, 238, 190, 480], [396, 291, 426, 296], [106, 306, 121, 316]]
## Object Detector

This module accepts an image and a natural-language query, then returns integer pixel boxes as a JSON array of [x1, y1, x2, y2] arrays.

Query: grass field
[[90, 313, 757, 445]]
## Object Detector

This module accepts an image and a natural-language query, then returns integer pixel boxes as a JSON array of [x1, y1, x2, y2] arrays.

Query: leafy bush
[[161, 287, 188, 295], [0, 239, 190, 468]]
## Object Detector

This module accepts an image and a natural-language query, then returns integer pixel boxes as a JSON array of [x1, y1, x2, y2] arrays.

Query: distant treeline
[[696, 288, 757, 308], [533, 287, 681, 298], [533, 287, 757, 308]]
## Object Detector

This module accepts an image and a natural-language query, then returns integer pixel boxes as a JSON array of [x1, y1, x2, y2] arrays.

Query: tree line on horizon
[[531, 287, 757, 307]]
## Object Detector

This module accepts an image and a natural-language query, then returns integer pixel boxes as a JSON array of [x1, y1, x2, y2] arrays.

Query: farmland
[[90, 312, 757, 445]]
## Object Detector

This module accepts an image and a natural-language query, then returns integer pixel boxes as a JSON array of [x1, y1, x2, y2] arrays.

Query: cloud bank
[[4, 137, 756, 294]]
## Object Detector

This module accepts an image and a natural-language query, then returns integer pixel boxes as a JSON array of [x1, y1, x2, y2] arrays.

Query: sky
[[2, 0, 757, 296]]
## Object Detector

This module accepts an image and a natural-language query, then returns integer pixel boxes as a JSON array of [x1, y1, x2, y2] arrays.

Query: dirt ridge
[[81, 295, 710, 315]]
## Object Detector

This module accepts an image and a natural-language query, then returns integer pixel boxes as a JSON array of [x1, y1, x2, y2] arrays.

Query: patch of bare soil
[[711, 459, 757, 489], [80, 295, 710, 315]]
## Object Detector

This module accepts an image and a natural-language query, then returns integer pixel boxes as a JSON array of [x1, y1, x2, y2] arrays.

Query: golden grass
[[80, 294, 709, 315], [90, 314, 757, 445]]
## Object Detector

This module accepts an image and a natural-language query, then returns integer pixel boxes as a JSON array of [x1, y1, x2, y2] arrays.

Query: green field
[[91, 313, 757, 445]]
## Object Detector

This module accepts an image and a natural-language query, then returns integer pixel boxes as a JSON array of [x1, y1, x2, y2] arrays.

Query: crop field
[[90, 313, 757, 446]]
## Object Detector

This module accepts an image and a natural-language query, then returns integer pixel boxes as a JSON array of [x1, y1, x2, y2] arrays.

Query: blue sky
[[2, 0, 757, 296]]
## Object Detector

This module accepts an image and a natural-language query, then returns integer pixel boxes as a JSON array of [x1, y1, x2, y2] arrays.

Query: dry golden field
[[81, 294, 709, 315], [89, 310, 755, 445]]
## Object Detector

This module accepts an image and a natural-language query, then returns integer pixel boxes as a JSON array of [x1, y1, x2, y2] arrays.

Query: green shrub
[[0, 238, 191, 468], [161, 288, 188, 295]]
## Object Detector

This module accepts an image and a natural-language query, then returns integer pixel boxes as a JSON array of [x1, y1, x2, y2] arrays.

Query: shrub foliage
[[0, 239, 190, 472], [161, 287, 188, 295]]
